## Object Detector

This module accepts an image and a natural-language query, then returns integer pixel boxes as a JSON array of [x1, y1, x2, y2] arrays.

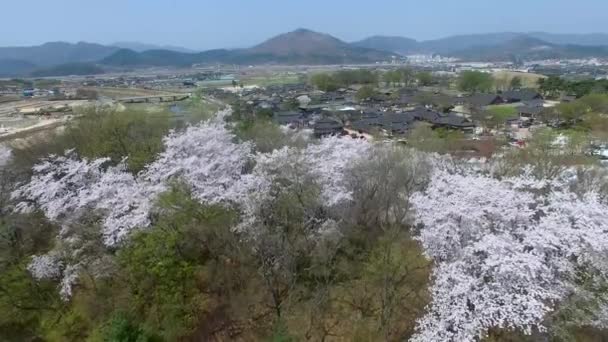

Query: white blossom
[[142, 117, 252, 204], [411, 169, 608, 342], [28, 253, 63, 280], [13, 113, 252, 246], [229, 136, 371, 233], [59, 264, 80, 300], [0, 144, 11, 168], [28, 252, 81, 301], [304, 136, 371, 206]]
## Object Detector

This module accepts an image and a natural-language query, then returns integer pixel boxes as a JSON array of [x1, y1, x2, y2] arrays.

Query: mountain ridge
[[101, 29, 394, 67], [111, 42, 197, 53], [353, 31, 608, 55], [5, 30, 608, 77]]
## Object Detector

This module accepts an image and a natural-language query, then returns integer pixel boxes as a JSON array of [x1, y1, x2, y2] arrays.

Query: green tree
[[509, 76, 523, 90], [399, 68, 416, 86], [579, 93, 608, 113], [356, 85, 378, 102], [282, 97, 300, 111], [383, 70, 402, 87], [555, 101, 588, 125], [117, 186, 237, 340], [416, 71, 434, 86], [64, 107, 170, 173], [457, 71, 494, 93], [310, 73, 338, 92], [537, 76, 567, 98], [406, 124, 448, 153]]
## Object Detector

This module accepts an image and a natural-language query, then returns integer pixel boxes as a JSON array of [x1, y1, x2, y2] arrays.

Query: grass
[[241, 74, 301, 87], [33, 79, 61, 89], [493, 71, 546, 89], [88, 87, 180, 99], [484, 104, 519, 128], [486, 104, 518, 117]]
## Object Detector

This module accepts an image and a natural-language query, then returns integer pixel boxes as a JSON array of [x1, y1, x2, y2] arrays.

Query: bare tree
[[345, 145, 431, 229]]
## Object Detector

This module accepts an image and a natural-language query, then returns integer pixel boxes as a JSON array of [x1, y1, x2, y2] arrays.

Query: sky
[[2, 0, 608, 50]]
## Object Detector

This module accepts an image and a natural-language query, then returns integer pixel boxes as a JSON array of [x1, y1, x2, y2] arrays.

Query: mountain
[[244, 28, 393, 64], [0, 42, 118, 67], [352, 32, 608, 60], [102, 29, 393, 67], [526, 32, 608, 46], [30, 62, 105, 77], [0, 59, 37, 77], [418, 33, 522, 54], [420, 32, 608, 53], [352, 32, 528, 55], [111, 42, 197, 53], [351, 36, 419, 55], [450, 36, 608, 61], [5, 31, 608, 75], [101, 48, 235, 67]]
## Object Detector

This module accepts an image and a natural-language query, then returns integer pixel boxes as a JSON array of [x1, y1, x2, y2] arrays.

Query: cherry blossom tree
[[13, 113, 252, 246], [410, 169, 608, 342], [12, 109, 373, 301], [0, 144, 11, 168]]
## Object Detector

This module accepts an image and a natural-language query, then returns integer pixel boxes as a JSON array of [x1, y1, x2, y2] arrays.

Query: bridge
[[117, 94, 191, 104]]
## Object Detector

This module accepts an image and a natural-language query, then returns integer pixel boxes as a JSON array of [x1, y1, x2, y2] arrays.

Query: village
[[1, 60, 608, 161], [201, 66, 608, 161]]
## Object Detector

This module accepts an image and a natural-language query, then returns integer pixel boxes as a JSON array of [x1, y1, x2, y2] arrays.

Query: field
[[485, 104, 518, 117], [241, 73, 302, 87], [86, 87, 181, 99], [493, 71, 547, 89]]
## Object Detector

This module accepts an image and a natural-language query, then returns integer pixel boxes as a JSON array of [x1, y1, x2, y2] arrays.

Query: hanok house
[[348, 111, 382, 133], [408, 107, 475, 131], [501, 89, 542, 103], [313, 117, 344, 137], [376, 112, 416, 135], [274, 111, 306, 128], [466, 94, 504, 108], [435, 113, 475, 131], [518, 105, 543, 117]]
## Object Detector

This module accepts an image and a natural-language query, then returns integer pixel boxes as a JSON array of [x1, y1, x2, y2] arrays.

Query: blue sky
[[3, 0, 607, 49]]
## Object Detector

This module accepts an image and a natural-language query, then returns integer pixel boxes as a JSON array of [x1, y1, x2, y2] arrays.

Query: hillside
[[354, 32, 608, 57], [351, 35, 419, 55], [0, 59, 37, 77], [0, 42, 118, 67], [29, 62, 105, 77], [111, 41, 197, 53], [100, 48, 235, 67], [5, 31, 608, 75], [101, 29, 393, 67], [246, 28, 392, 62], [527, 32, 608, 46], [450, 36, 608, 61]]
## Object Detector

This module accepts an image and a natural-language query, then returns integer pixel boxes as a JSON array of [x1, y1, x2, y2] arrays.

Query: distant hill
[[111, 42, 197, 53], [0, 42, 118, 67], [5, 31, 608, 75], [420, 32, 608, 54], [351, 35, 418, 55], [29, 62, 105, 77], [450, 36, 608, 61], [0, 59, 37, 77], [418, 33, 523, 54], [352, 32, 608, 60], [526, 32, 608, 46], [102, 29, 393, 67], [101, 48, 235, 67], [245, 28, 392, 63]]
